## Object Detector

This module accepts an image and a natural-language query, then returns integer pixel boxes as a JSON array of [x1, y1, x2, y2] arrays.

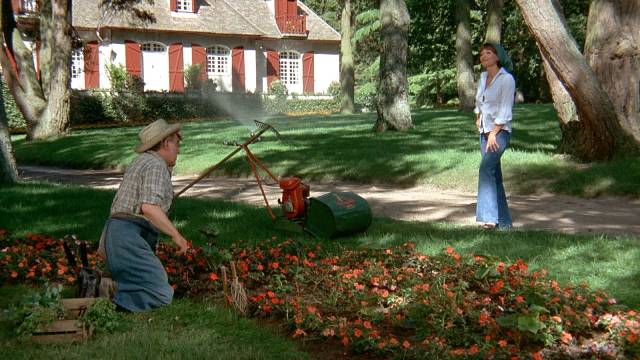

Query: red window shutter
[[287, 0, 297, 16], [275, 0, 286, 17], [11, 0, 21, 13], [267, 50, 280, 88], [191, 44, 207, 81], [192, 0, 198, 13], [84, 41, 100, 89], [169, 43, 184, 92], [232, 47, 245, 93], [170, 0, 177, 11], [124, 40, 141, 77], [302, 51, 314, 94]]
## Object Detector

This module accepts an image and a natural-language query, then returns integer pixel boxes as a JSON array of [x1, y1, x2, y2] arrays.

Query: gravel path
[[18, 165, 640, 236]]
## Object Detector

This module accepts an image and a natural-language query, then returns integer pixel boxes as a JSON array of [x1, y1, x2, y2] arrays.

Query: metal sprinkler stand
[[175, 120, 286, 221]]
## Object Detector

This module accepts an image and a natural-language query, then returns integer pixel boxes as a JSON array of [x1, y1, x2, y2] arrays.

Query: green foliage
[[354, 82, 377, 111], [408, 68, 457, 107], [1, 75, 26, 130], [79, 298, 122, 335], [5, 284, 65, 339], [327, 80, 341, 97], [103, 63, 148, 122], [184, 63, 203, 92]]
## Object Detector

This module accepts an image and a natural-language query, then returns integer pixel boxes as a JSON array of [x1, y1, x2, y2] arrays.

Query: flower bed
[[1, 229, 638, 358]]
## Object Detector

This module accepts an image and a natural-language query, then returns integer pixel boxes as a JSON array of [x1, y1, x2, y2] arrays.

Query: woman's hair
[[480, 43, 501, 68]]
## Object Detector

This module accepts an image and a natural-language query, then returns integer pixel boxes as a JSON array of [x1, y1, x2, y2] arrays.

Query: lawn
[[12, 104, 640, 197], [2, 181, 639, 358]]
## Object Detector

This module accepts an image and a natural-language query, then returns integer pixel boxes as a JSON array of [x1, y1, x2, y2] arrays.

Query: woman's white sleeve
[[493, 76, 515, 125]]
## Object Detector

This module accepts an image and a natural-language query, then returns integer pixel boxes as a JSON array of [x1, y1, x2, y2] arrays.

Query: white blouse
[[474, 67, 516, 134]]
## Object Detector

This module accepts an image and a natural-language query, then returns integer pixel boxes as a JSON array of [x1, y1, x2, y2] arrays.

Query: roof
[[72, 0, 340, 42]]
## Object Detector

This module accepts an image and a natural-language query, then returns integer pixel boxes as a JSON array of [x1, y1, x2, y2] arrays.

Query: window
[[279, 51, 300, 86], [20, 0, 37, 13], [71, 49, 83, 79], [206, 46, 230, 75], [141, 43, 166, 52], [176, 0, 193, 12]]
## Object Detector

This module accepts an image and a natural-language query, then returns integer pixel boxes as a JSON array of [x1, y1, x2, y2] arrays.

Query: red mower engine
[[278, 177, 310, 220]]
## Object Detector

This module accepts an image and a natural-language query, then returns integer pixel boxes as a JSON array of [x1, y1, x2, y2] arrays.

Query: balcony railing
[[275, 15, 307, 35]]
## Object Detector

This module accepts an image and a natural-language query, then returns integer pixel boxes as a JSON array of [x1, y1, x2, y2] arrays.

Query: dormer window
[[176, 0, 193, 12]]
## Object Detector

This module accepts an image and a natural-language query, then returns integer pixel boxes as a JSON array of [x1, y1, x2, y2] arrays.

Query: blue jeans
[[476, 131, 512, 229]]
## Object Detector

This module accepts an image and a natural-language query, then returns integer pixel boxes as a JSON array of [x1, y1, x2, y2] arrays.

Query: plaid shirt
[[110, 152, 174, 217]]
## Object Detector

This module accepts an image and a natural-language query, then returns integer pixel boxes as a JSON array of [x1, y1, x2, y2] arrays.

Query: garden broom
[[220, 261, 248, 315]]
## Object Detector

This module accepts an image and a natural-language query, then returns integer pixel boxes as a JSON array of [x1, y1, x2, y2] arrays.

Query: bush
[[327, 81, 341, 97], [355, 82, 377, 112], [1, 75, 26, 130], [184, 64, 203, 92]]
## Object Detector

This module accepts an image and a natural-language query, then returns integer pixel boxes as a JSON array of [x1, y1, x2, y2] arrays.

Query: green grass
[[13, 104, 640, 197], [2, 183, 640, 358], [0, 291, 309, 360]]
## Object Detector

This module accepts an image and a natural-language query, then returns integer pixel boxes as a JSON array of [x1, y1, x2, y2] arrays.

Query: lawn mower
[[175, 120, 371, 238]]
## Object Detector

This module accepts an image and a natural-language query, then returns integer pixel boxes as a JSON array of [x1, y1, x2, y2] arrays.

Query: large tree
[[374, 0, 412, 132], [0, 77, 17, 184], [584, 0, 640, 144], [484, 0, 503, 44], [0, 0, 154, 141], [515, 0, 640, 161], [455, 0, 475, 111], [0, 0, 73, 140], [340, 0, 355, 113]]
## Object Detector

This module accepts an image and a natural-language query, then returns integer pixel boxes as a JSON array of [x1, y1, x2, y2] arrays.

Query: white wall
[[257, 40, 339, 94]]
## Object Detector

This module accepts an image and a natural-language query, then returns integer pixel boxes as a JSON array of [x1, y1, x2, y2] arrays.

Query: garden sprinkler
[[175, 120, 307, 233]]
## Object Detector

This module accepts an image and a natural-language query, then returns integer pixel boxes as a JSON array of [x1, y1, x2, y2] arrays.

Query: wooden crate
[[32, 298, 96, 344]]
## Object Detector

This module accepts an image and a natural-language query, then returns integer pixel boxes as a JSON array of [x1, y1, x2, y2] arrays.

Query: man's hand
[[173, 234, 190, 254]]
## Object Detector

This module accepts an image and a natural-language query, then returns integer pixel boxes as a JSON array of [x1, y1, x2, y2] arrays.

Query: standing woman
[[474, 43, 515, 230]]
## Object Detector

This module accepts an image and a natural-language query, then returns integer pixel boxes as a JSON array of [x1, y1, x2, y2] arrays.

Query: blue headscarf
[[489, 43, 513, 74]]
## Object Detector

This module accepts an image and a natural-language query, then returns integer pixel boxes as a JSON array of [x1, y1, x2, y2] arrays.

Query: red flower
[[208, 272, 218, 281], [490, 280, 505, 294]]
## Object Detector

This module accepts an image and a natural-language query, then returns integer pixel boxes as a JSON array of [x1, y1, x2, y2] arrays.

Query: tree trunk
[[340, 0, 355, 114], [485, 0, 504, 44], [455, 0, 476, 111], [0, 78, 18, 184], [0, 0, 72, 140], [374, 0, 412, 132], [584, 0, 640, 143], [539, 0, 580, 154], [515, 0, 640, 161]]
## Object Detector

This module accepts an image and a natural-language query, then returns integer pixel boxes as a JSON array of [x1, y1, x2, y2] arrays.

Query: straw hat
[[134, 119, 181, 153]]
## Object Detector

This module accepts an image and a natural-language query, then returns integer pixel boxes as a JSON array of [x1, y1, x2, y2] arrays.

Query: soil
[[18, 165, 640, 237]]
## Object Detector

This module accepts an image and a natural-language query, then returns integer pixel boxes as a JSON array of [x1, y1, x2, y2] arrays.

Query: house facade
[[14, 0, 341, 94]]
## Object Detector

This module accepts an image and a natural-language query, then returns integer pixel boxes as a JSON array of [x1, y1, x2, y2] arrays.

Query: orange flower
[[208, 272, 218, 281], [293, 328, 307, 338], [10, 271, 18, 278], [341, 336, 349, 347], [307, 251, 316, 258], [267, 291, 276, 298], [498, 339, 508, 348], [490, 280, 504, 294], [402, 340, 411, 349], [469, 345, 479, 354], [354, 328, 362, 338], [531, 352, 543, 360], [479, 311, 490, 326], [515, 295, 525, 304], [561, 331, 572, 344], [363, 321, 372, 329], [445, 247, 454, 255]]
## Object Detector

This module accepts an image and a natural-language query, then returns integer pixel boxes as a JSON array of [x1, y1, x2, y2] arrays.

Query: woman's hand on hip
[[486, 131, 500, 152]]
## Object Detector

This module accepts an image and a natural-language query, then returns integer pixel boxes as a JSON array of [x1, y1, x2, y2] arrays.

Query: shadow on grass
[[2, 182, 639, 308], [12, 104, 640, 196]]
